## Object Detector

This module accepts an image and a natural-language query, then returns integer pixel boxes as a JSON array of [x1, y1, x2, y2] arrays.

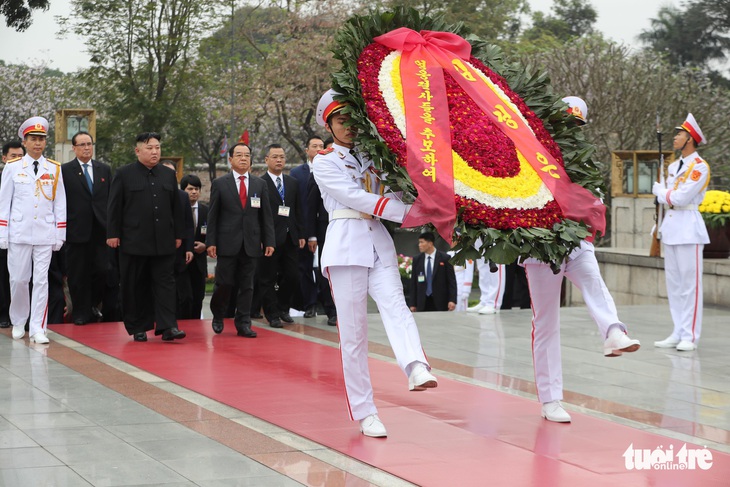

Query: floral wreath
[[330, 8, 605, 267]]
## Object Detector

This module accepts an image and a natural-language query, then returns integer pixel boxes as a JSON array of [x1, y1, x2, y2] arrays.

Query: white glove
[[0, 239, 7, 250], [652, 182, 663, 197], [52, 240, 63, 252]]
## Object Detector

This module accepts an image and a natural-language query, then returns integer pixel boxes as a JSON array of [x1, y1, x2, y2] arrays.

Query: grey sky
[[0, 0, 676, 73]]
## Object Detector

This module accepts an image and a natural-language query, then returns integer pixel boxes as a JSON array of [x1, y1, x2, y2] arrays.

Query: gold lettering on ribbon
[[415, 60, 438, 182], [451, 59, 476, 82], [493, 104, 518, 129], [536, 152, 560, 179]]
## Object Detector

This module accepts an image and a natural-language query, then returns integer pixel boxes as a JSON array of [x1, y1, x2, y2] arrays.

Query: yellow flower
[[700, 190, 730, 214]]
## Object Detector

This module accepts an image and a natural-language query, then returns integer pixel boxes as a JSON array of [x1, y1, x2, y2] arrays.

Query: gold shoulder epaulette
[[318, 147, 334, 155], [5, 157, 21, 164], [47, 159, 61, 166]]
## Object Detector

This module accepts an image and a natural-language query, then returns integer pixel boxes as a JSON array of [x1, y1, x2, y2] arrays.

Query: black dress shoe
[[161, 327, 186, 341], [237, 326, 257, 338], [327, 315, 338, 326], [133, 332, 148, 342], [280, 313, 294, 323], [74, 319, 88, 326], [269, 318, 283, 328], [0, 321, 10, 329], [303, 306, 316, 318], [251, 312, 263, 319], [212, 319, 224, 334]]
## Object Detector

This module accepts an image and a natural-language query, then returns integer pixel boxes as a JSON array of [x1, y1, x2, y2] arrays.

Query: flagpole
[[229, 0, 236, 145]]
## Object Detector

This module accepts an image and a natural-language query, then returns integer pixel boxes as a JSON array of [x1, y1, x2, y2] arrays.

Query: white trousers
[[8, 244, 52, 336], [454, 260, 475, 312], [327, 252, 429, 421], [476, 260, 505, 309], [664, 244, 703, 343], [525, 249, 625, 403]]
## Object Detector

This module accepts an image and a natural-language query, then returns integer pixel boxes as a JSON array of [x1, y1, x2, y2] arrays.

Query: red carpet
[[51, 320, 730, 487]]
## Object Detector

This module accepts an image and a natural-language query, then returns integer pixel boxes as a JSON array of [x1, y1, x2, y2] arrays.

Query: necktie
[[350, 149, 362, 167], [239, 175, 247, 208], [677, 159, 684, 172], [276, 176, 284, 200], [33, 160, 38, 175], [426, 256, 433, 296], [192, 206, 198, 229], [82, 163, 93, 193]]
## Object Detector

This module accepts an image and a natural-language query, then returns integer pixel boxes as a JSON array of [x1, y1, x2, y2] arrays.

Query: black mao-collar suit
[[107, 161, 184, 335]]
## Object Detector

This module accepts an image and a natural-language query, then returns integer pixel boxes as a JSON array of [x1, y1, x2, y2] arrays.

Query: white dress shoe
[[654, 336, 680, 348], [11, 325, 25, 340], [541, 401, 571, 423], [603, 329, 640, 357], [408, 362, 438, 391], [30, 332, 50, 344], [466, 304, 484, 313], [478, 306, 498, 315], [359, 414, 387, 437], [676, 340, 696, 351]]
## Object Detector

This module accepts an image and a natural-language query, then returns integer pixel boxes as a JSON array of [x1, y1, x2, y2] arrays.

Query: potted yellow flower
[[699, 190, 730, 258]]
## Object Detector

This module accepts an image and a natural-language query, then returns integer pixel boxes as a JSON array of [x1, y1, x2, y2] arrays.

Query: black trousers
[[186, 259, 206, 320], [314, 233, 336, 318], [297, 247, 317, 309], [47, 251, 66, 324], [65, 224, 108, 322], [119, 252, 177, 335], [259, 237, 300, 320], [210, 245, 257, 330], [101, 247, 122, 322]]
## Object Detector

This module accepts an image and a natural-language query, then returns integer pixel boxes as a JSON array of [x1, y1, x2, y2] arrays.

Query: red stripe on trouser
[[691, 245, 700, 342], [492, 266, 503, 309]]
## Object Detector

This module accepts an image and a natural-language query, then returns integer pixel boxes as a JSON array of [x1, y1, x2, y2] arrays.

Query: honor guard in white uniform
[[313, 89, 437, 438], [466, 238, 505, 315], [522, 97, 640, 423], [449, 250, 475, 312], [652, 113, 710, 352], [0, 117, 66, 344]]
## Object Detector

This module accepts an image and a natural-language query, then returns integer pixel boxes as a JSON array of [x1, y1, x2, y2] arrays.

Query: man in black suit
[[62, 131, 113, 325], [181, 174, 208, 319], [259, 144, 305, 328], [207, 143, 274, 337], [289, 136, 324, 318], [107, 132, 186, 342], [161, 160, 195, 319], [408, 232, 457, 312], [305, 164, 337, 326]]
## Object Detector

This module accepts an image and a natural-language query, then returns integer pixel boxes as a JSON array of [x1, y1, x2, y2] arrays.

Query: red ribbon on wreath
[[374, 27, 606, 242]]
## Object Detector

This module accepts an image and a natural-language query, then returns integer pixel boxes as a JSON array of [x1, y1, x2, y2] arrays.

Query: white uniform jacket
[[0, 154, 67, 245], [654, 152, 710, 245], [313, 144, 408, 272]]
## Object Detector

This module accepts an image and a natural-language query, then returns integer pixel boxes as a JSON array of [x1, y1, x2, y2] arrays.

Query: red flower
[[357, 43, 565, 230]]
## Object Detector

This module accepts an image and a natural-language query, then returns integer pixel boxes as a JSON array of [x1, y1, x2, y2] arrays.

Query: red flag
[[239, 130, 249, 145]]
